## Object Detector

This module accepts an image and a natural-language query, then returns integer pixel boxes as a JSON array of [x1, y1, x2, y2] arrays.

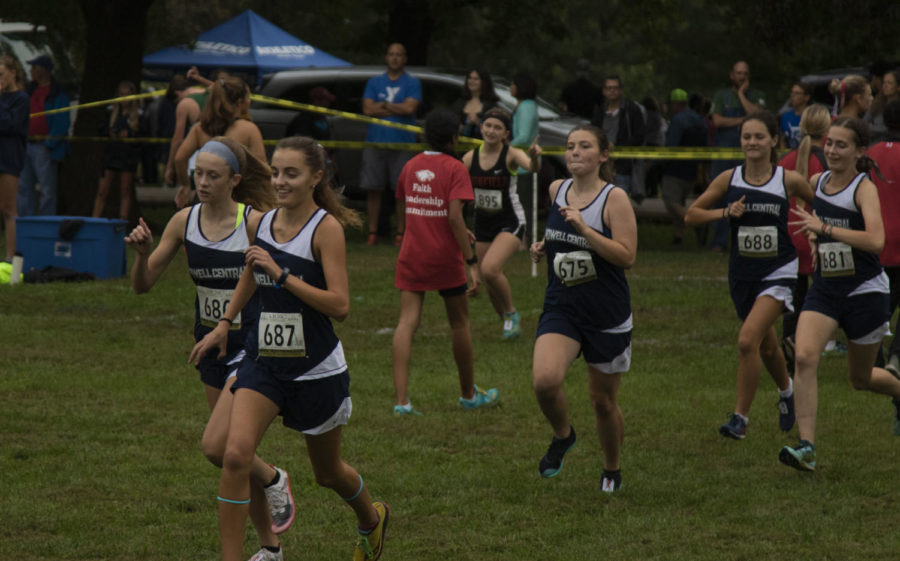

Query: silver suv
[[250, 66, 582, 194]]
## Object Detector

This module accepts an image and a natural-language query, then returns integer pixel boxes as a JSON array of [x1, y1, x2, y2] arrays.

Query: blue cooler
[[15, 216, 128, 279]]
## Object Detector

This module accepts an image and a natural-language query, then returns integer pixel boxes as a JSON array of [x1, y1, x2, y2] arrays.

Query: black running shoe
[[539, 426, 576, 478]]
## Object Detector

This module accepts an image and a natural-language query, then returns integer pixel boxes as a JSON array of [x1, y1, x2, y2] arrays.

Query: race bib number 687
[[258, 312, 305, 357]]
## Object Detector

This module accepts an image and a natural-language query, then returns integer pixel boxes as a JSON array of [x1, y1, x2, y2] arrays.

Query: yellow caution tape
[[29, 90, 747, 160], [30, 89, 168, 118]]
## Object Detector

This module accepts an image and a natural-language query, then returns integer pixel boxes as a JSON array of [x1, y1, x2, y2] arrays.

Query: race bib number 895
[[474, 188, 502, 211], [818, 242, 855, 277], [197, 286, 240, 329], [737, 225, 777, 258], [258, 312, 305, 357], [553, 250, 597, 286]]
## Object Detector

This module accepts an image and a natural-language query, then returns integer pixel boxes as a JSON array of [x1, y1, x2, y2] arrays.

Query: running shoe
[[779, 440, 816, 471], [502, 310, 522, 339], [719, 413, 747, 440], [248, 545, 283, 561], [893, 399, 900, 436], [778, 394, 796, 432], [459, 385, 499, 409], [600, 469, 622, 493], [264, 466, 295, 535], [392, 403, 422, 416], [354, 501, 390, 561], [366, 233, 379, 246], [393, 232, 403, 247], [539, 426, 577, 478]]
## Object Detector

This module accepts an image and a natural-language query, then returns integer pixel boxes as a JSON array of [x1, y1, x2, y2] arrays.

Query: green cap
[[670, 88, 688, 102]]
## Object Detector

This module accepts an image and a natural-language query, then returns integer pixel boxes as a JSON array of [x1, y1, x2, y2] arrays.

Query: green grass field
[[1, 212, 898, 560]]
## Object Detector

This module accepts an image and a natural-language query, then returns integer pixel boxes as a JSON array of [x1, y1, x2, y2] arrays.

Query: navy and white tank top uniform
[[469, 144, 526, 242], [245, 207, 348, 380], [239, 208, 351, 433], [804, 171, 890, 341], [184, 202, 257, 387], [537, 179, 632, 373], [725, 166, 797, 318]]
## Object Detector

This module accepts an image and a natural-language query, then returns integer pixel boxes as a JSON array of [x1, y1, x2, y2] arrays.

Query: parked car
[[250, 66, 583, 195]]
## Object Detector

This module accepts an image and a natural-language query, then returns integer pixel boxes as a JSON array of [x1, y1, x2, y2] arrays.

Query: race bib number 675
[[258, 312, 305, 357], [553, 250, 597, 286]]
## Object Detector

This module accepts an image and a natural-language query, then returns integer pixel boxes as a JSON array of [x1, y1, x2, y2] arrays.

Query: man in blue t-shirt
[[360, 43, 422, 245], [779, 82, 811, 149]]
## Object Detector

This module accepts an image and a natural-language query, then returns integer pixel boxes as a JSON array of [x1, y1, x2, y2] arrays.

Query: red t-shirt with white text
[[395, 151, 474, 291], [869, 141, 900, 267]]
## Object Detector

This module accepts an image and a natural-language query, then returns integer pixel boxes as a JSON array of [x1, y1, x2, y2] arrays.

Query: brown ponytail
[[274, 136, 363, 229]]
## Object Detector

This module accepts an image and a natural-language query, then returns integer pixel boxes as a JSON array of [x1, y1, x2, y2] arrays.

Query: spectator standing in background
[[707, 61, 766, 252], [17, 55, 69, 217], [661, 88, 708, 245], [558, 59, 602, 120], [780, 81, 812, 149], [0, 55, 29, 260], [866, 70, 899, 143], [451, 68, 499, 140], [360, 43, 421, 246], [591, 75, 645, 198]]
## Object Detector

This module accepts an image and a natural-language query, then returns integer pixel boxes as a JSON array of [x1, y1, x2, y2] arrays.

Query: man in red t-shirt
[[18, 55, 70, 216]]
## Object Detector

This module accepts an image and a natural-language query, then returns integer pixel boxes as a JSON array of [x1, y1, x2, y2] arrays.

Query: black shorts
[[232, 362, 351, 434], [536, 309, 632, 374], [197, 349, 245, 389], [728, 278, 795, 321], [802, 287, 890, 343], [474, 211, 525, 243]]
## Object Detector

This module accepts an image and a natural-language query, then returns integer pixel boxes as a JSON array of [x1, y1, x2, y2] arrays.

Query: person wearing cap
[[285, 86, 335, 140], [17, 55, 70, 217], [661, 88, 708, 245]]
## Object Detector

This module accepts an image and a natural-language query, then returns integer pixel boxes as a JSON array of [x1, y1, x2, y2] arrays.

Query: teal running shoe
[[459, 385, 499, 409], [539, 426, 577, 478], [393, 403, 422, 416], [502, 310, 521, 339], [779, 440, 816, 471]]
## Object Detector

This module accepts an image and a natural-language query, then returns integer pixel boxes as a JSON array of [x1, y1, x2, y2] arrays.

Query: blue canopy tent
[[142, 10, 351, 84]]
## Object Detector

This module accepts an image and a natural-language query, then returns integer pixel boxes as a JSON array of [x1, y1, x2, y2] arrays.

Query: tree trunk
[[58, 0, 154, 223], [387, 0, 433, 65]]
